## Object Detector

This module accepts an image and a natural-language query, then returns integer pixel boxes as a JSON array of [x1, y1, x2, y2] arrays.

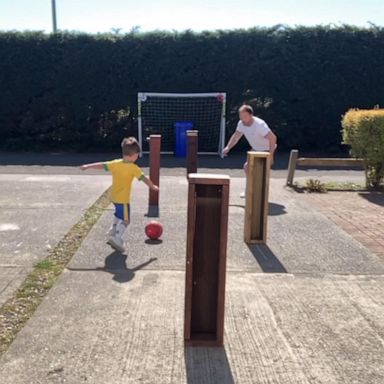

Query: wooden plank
[[244, 154, 254, 243], [186, 130, 198, 177], [244, 152, 270, 244], [188, 173, 230, 185], [184, 182, 197, 341], [286, 149, 298, 186], [191, 189, 220, 337], [297, 158, 364, 167], [185, 338, 222, 347], [216, 183, 230, 347], [148, 135, 161, 206], [251, 156, 263, 240], [261, 155, 271, 243], [184, 175, 230, 347]]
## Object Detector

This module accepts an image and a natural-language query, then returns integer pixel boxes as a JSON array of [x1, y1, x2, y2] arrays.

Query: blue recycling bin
[[175, 121, 193, 157]]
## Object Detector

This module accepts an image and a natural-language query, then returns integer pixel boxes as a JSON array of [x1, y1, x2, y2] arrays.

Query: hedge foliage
[[1, 26, 384, 152], [342, 108, 384, 188]]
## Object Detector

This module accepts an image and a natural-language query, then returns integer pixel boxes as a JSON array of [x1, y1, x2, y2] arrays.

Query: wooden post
[[186, 130, 198, 177], [286, 149, 298, 186], [184, 174, 230, 347], [148, 135, 161, 206], [244, 152, 271, 244]]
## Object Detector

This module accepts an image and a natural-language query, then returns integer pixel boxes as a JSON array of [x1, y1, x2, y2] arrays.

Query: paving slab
[[0, 271, 383, 384], [0, 173, 110, 306], [0, 266, 32, 306], [303, 190, 384, 260]]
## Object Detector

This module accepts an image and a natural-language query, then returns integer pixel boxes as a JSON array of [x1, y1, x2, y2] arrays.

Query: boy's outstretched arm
[[141, 175, 159, 191], [80, 162, 105, 171]]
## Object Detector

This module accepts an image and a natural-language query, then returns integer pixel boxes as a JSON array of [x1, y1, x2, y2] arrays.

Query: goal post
[[138, 92, 226, 157]]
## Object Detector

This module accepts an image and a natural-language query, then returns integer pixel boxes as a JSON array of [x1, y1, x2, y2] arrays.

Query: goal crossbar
[[139, 92, 224, 98]]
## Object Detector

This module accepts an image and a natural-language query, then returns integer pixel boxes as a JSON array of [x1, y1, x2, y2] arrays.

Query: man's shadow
[[68, 251, 157, 283]]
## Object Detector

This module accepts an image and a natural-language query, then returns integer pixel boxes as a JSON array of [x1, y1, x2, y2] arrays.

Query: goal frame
[[137, 92, 226, 157]]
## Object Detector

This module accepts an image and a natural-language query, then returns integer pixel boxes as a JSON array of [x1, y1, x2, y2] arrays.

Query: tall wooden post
[[184, 174, 230, 347], [186, 130, 198, 177], [244, 152, 271, 244], [148, 135, 161, 206]]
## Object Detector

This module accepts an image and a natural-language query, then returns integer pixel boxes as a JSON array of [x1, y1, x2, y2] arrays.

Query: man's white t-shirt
[[236, 116, 271, 151]]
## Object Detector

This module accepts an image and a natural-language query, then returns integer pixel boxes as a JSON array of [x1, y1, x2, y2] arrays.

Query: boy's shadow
[[68, 252, 157, 283]]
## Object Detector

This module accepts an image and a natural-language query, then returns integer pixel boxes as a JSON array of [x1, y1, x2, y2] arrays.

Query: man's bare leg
[[240, 161, 248, 198]]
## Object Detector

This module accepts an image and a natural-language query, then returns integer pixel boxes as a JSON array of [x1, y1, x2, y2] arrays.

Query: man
[[223, 104, 277, 197]]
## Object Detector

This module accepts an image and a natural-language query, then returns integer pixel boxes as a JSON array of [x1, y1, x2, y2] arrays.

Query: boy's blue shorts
[[113, 203, 131, 222]]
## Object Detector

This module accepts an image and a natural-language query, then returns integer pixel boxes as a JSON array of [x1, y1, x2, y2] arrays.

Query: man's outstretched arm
[[223, 130, 243, 155]]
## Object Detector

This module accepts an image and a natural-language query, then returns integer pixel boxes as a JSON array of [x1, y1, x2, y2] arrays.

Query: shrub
[[342, 108, 384, 188], [305, 179, 327, 193]]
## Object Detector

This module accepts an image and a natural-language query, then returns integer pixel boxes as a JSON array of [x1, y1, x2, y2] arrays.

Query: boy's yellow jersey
[[103, 159, 144, 203]]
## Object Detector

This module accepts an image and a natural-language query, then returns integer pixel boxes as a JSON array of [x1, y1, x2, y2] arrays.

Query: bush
[[342, 108, 384, 188]]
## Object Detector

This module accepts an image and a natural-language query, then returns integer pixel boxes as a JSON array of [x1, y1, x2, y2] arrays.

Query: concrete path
[[0, 177, 383, 383], [0, 173, 110, 306], [70, 178, 382, 275]]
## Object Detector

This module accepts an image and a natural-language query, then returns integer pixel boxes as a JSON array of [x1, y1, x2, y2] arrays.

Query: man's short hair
[[239, 105, 254, 115], [121, 137, 141, 156]]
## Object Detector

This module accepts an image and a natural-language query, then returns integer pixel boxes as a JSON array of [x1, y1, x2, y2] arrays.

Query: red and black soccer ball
[[145, 221, 163, 240]]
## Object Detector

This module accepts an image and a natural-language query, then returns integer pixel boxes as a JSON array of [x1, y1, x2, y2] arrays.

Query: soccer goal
[[137, 92, 226, 156]]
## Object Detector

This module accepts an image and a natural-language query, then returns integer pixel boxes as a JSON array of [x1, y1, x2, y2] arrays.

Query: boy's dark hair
[[121, 137, 141, 156], [239, 104, 254, 115]]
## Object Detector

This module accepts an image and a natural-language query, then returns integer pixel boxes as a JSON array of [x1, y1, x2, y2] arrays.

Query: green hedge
[[1, 26, 384, 152], [342, 108, 384, 188]]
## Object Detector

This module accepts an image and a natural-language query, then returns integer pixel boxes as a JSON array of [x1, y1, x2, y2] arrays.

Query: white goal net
[[138, 92, 226, 156]]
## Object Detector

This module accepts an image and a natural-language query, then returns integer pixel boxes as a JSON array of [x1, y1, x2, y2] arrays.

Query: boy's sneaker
[[107, 236, 126, 253]]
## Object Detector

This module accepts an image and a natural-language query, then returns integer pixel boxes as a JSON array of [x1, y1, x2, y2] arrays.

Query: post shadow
[[229, 202, 287, 216], [145, 205, 160, 218], [358, 191, 384, 207], [268, 202, 287, 216], [67, 251, 157, 283], [247, 244, 287, 273], [184, 347, 235, 384]]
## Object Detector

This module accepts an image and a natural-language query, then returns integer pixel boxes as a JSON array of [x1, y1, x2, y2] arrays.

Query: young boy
[[80, 137, 159, 253]]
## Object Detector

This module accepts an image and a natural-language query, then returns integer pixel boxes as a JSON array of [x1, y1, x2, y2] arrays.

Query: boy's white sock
[[115, 219, 128, 240], [108, 216, 120, 235]]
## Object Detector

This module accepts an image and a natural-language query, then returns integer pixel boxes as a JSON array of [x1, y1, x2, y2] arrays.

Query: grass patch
[[0, 188, 111, 357], [323, 181, 365, 191], [291, 179, 366, 193]]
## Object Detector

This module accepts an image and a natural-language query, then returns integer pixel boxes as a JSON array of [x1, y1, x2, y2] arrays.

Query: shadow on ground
[[268, 202, 287, 215], [185, 347, 235, 384], [247, 244, 287, 273], [230, 202, 287, 216], [358, 191, 384, 207], [146, 205, 160, 218], [68, 252, 157, 283]]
